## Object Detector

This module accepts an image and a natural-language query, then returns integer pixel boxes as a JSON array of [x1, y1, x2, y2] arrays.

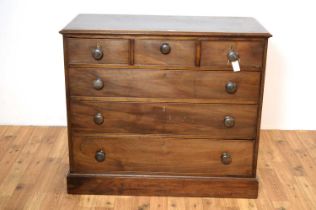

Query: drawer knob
[[221, 152, 232, 165], [94, 112, 104, 125], [225, 81, 237, 94], [93, 78, 104, 90], [160, 43, 171, 54], [227, 49, 239, 62], [91, 47, 103, 60], [224, 116, 235, 128], [95, 150, 106, 162]]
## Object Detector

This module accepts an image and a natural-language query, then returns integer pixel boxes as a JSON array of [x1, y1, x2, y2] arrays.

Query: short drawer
[[134, 40, 195, 66], [71, 135, 254, 177], [70, 101, 258, 139], [66, 38, 129, 64], [68, 68, 260, 102], [201, 40, 265, 69]]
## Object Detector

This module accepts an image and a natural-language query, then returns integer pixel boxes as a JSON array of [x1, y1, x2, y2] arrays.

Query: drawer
[[134, 40, 195, 66], [201, 40, 265, 69], [72, 135, 254, 177], [70, 101, 258, 139], [66, 38, 129, 64], [69, 68, 260, 102]]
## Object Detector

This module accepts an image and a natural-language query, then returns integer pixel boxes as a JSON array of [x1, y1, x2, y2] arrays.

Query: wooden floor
[[0, 126, 315, 210]]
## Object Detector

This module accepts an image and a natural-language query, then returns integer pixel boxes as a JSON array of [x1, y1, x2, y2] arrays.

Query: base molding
[[67, 173, 258, 198]]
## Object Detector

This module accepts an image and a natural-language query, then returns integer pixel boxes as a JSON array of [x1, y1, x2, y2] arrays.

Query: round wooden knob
[[94, 112, 104, 125], [160, 43, 171, 54], [93, 78, 104, 90], [225, 81, 237, 94], [91, 47, 103, 60], [95, 150, 106, 162], [224, 116, 235, 128], [221, 152, 232, 165], [227, 49, 239, 62]]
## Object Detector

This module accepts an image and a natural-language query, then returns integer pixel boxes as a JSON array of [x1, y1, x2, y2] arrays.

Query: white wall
[[1, 0, 315, 130]]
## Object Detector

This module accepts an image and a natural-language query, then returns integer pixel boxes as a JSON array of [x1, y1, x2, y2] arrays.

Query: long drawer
[[70, 100, 258, 139], [69, 68, 261, 102], [71, 135, 254, 177]]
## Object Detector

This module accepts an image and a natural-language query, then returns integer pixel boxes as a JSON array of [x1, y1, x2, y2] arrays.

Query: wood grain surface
[[60, 14, 271, 37], [61, 14, 270, 198], [68, 68, 261, 102], [134, 40, 195, 66], [201, 40, 264, 68], [0, 126, 315, 209], [71, 135, 254, 176], [67, 174, 258, 198], [67, 38, 129, 64], [70, 100, 258, 138]]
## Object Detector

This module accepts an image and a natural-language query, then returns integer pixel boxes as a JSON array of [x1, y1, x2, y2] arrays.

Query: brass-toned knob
[[95, 150, 106, 162], [227, 49, 239, 62], [160, 43, 171, 54], [225, 81, 237, 94], [93, 78, 104, 90], [91, 47, 103, 60], [221, 152, 232, 165], [224, 116, 235, 128], [94, 112, 104, 125]]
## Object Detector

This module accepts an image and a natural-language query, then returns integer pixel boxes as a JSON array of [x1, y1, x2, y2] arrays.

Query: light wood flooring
[[0, 126, 315, 210]]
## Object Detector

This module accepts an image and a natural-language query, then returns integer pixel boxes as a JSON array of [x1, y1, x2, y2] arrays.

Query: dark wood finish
[[67, 38, 129, 64], [62, 36, 75, 172], [61, 14, 271, 197], [70, 96, 259, 105], [70, 100, 258, 138], [71, 135, 254, 176], [67, 173, 258, 198], [69, 63, 263, 71], [195, 40, 201, 66], [128, 39, 134, 65], [60, 14, 271, 37], [134, 40, 195, 66], [201, 40, 265, 68], [68, 68, 261, 102], [252, 39, 269, 175]]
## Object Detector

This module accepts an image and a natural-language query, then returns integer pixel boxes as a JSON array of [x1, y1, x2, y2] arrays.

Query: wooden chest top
[[60, 14, 271, 37]]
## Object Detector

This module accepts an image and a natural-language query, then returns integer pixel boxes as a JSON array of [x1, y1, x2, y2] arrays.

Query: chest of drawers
[[60, 14, 271, 198]]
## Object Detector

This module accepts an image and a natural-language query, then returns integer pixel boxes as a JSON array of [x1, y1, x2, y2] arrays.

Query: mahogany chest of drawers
[[60, 14, 271, 198]]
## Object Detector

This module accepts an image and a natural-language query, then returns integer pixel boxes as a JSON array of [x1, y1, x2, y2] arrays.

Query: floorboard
[[0, 126, 315, 210]]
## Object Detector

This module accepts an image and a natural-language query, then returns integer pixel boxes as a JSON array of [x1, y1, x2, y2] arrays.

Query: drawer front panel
[[69, 68, 260, 102], [201, 40, 264, 68], [70, 101, 258, 138], [67, 38, 129, 64], [72, 135, 254, 176], [134, 40, 195, 66]]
